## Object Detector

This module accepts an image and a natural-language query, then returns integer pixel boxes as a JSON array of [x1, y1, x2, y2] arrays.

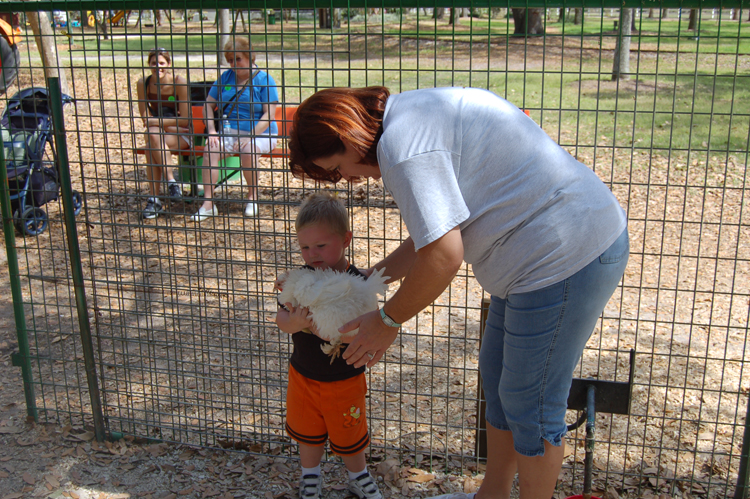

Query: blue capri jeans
[[478, 229, 629, 457]]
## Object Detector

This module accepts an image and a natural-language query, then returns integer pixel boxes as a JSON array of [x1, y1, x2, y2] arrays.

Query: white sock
[[167, 178, 176, 183], [301, 464, 321, 477], [348, 468, 367, 481]]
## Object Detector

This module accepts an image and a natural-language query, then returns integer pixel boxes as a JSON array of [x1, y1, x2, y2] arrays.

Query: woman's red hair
[[288, 86, 390, 182]]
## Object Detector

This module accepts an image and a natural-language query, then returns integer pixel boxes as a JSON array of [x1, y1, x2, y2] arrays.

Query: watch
[[379, 307, 401, 328]]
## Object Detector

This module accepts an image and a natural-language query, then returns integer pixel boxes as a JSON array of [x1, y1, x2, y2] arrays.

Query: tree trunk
[[449, 8, 460, 24], [648, 8, 654, 18], [434, 8, 445, 19], [93, 12, 109, 40], [662, 8, 668, 19], [318, 8, 329, 28], [217, 10, 231, 64], [26, 12, 70, 94], [688, 9, 698, 30], [558, 8, 565, 22], [631, 8, 638, 31], [612, 9, 632, 80], [731, 8, 738, 20], [511, 8, 545, 35], [574, 8, 582, 25]]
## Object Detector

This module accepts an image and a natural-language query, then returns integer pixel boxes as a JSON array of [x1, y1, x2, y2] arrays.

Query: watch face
[[380, 308, 399, 327]]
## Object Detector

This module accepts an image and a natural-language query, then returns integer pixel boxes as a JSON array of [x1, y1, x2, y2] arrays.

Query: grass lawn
[[50, 10, 749, 177]]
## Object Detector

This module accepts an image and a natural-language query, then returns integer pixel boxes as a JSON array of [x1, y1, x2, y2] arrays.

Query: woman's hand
[[207, 134, 221, 150], [341, 310, 399, 369]]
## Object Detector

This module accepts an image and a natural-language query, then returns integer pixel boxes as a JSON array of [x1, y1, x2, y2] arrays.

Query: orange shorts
[[286, 365, 369, 456]]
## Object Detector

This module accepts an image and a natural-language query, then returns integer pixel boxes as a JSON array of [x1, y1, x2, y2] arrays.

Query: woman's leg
[[145, 127, 164, 197], [476, 425, 516, 499], [238, 137, 259, 202], [199, 141, 224, 211], [477, 231, 629, 499]]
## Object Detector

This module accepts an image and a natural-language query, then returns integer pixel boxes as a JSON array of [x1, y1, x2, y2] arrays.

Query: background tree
[[511, 8, 545, 35], [26, 11, 70, 94], [574, 8, 583, 24], [434, 8, 445, 19], [612, 8, 632, 80], [318, 9, 340, 28], [217, 10, 231, 65], [688, 9, 698, 30], [448, 7, 460, 24]]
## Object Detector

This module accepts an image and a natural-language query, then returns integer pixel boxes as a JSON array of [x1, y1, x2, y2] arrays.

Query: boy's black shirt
[[285, 264, 367, 382]]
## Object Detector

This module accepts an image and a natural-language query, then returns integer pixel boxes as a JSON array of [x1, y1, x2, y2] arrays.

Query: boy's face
[[297, 223, 352, 272]]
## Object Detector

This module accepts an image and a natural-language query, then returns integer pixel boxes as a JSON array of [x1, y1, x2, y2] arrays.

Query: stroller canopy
[[1, 87, 74, 132]]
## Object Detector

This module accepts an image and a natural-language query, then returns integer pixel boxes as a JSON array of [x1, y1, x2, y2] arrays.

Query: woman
[[288, 86, 629, 499], [136, 48, 190, 219], [191, 36, 279, 221]]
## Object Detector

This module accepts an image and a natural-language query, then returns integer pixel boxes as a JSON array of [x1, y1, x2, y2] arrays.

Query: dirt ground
[[0, 254, 480, 497], [1, 17, 748, 499]]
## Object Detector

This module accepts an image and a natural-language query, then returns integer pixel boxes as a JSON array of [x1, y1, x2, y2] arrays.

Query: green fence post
[[48, 77, 106, 442], [0, 106, 38, 423]]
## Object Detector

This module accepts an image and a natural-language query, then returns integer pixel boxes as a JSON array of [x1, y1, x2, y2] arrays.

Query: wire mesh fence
[[0, 2, 748, 498]]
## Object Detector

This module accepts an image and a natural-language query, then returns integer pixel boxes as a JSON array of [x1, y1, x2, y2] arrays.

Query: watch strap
[[379, 307, 401, 328]]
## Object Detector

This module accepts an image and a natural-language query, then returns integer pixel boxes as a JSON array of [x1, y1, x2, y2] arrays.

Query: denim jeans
[[478, 228, 629, 456]]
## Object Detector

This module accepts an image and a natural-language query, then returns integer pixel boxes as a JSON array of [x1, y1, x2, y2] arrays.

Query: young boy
[[276, 192, 383, 499]]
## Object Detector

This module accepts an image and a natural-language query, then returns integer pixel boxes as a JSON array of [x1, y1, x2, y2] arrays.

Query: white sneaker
[[190, 205, 218, 222], [348, 472, 382, 499], [425, 494, 476, 499], [298, 474, 322, 499], [244, 201, 258, 217]]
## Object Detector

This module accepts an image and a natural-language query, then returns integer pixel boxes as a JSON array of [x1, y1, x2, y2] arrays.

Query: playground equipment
[[0, 16, 20, 94]]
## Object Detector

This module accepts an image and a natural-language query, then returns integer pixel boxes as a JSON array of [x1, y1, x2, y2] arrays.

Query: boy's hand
[[284, 303, 313, 332]]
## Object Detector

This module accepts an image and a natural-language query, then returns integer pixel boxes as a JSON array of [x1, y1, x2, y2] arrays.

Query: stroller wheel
[[19, 207, 49, 236], [72, 190, 83, 216]]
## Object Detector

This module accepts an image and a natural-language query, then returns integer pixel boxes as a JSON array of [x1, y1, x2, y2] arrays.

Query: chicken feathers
[[278, 267, 390, 363]]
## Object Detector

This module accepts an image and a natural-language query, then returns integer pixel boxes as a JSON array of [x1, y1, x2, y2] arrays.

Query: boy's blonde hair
[[296, 192, 349, 236]]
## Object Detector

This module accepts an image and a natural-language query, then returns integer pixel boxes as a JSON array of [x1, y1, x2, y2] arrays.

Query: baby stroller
[[1, 87, 82, 236]]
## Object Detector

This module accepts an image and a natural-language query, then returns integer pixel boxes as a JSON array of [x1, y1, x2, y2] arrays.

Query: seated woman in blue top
[[191, 36, 279, 222]]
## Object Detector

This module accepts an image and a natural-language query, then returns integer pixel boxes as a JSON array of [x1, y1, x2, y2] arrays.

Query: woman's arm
[[341, 227, 464, 368], [136, 77, 148, 127], [204, 95, 218, 134], [254, 101, 277, 135], [370, 237, 417, 283], [172, 75, 191, 129]]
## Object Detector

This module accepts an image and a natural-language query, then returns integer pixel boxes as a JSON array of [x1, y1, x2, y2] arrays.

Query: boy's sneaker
[[348, 472, 382, 499], [142, 198, 163, 219], [424, 494, 477, 499], [167, 182, 182, 199], [299, 474, 322, 499]]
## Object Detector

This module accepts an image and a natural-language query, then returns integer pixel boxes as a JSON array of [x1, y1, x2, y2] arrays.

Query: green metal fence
[[1, 1, 749, 497]]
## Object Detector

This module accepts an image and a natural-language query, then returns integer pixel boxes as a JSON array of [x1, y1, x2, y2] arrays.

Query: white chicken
[[277, 267, 390, 363]]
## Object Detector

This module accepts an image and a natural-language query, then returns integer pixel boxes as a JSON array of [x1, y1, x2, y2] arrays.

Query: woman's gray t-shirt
[[377, 87, 627, 298]]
